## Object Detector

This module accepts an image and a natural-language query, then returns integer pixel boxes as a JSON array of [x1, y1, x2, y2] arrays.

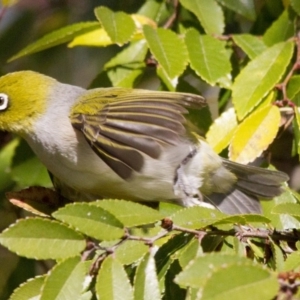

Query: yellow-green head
[[0, 71, 56, 135]]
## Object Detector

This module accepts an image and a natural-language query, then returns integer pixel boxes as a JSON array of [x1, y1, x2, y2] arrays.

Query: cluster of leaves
[[0, 192, 300, 300], [1, 0, 300, 299]]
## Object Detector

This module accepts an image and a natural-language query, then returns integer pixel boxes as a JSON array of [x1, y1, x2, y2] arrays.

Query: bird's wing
[[70, 88, 206, 180]]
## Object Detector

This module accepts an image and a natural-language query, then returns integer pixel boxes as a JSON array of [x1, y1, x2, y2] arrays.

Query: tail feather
[[204, 190, 262, 214], [204, 159, 289, 214], [222, 159, 288, 199]]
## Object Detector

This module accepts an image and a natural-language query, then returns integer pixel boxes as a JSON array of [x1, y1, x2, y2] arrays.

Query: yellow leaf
[[68, 28, 112, 47], [229, 105, 280, 163], [68, 14, 156, 47], [206, 108, 238, 153]]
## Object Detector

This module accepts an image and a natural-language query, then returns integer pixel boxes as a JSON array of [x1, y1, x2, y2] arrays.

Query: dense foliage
[[0, 0, 300, 299]]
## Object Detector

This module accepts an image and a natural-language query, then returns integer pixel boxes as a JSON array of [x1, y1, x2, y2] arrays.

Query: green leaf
[[206, 108, 237, 153], [232, 34, 267, 59], [143, 26, 188, 79], [53, 203, 124, 241], [283, 251, 300, 271], [263, 10, 295, 46], [105, 40, 147, 88], [291, 0, 300, 15], [9, 275, 45, 300], [159, 202, 183, 217], [0, 138, 19, 191], [293, 107, 300, 157], [134, 252, 161, 300], [41, 257, 90, 300], [177, 238, 202, 269], [105, 40, 147, 69], [287, 75, 300, 99], [171, 206, 226, 229], [185, 29, 232, 86], [9, 22, 99, 61], [155, 233, 193, 291], [180, 0, 224, 35], [229, 105, 281, 164], [157, 66, 178, 91], [217, 0, 256, 20], [68, 28, 113, 47], [269, 240, 285, 271], [272, 203, 300, 217], [175, 253, 248, 288], [232, 41, 293, 120], [201, 264, 278, 300], [96, 256, 133, 300], [138, 0, 168, 22], [115, 240, 148, 265], [0, 218, 85, 259], [261, 187, 300, 229], [92, 200, 164, 227], [11, 139, 51, 187], [95, 6, 135, 45]]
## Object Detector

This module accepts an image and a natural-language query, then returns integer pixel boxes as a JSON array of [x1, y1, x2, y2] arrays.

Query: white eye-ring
[[0, 93, 9, 111]]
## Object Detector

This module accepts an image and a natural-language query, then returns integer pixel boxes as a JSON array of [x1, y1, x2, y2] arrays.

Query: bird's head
[[0, 71, 56, 135]]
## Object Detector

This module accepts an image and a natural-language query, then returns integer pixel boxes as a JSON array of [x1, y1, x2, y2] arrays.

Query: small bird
[[0, 71, 288, 214]]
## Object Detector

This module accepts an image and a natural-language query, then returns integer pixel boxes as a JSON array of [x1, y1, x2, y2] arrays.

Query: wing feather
[[71, 88, 206, 179]]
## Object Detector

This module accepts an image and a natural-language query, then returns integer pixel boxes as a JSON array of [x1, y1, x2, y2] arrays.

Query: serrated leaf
[[269, 239, 285, 271], [217, 0, 256, 20], [53, 203, 124, 241], [291, 0, 300, 15], [178, 238, 202, 269], [134, 252, 161, 300], [143, 26, 188, 79], [180, 0, 224, 35], [105, 40, 148, 88], [232, 41, 293, 120], [213, 214, 271, 226], [9, 22, 99, 61], [272, 203, 300, 217], [232, 34, 267, 59], [263, 10, 295, 46], [229, 105, 281, 164], [185, 29, 232, 86], [206, 108, 237, 153], [41, 257, 90, 300], [287, 76, 300, 99], [96, 256, 133, 300], [175, 253, 249, 288], [155, 233, 193, 292], [92, 200, 164, 227], [105, 40, 147, 69], [159, 202, 183, 217], [95, 6, 135, 46], [201, 264, 278, 300], [171, 206, 226, 229], [157, 66, 178, 91], [283, 251, 300, 271], [9, 275, 45, 300], [0, 218, 85, 259], [115, 240, 148, 265], [262, 187, 300, 229]]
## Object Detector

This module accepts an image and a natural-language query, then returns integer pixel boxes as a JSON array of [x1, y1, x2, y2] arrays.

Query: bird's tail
[[204, 159, 289, 214]]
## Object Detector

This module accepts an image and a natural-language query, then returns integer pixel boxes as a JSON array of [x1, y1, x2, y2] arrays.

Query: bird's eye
[[0, 93, 9, 111]]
